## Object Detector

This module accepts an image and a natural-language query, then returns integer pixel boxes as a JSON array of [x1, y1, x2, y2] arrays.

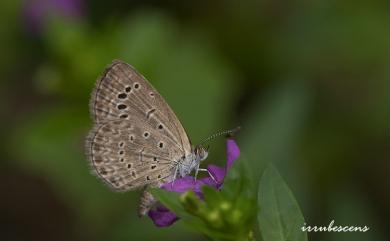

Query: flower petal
[[162, 176, 195, 193], [226, 139, 240, 170], [23, 0, 83, 34], [206, 164, 225, 184], [148, 206, 179, 227], [162, 176, 208, 197]]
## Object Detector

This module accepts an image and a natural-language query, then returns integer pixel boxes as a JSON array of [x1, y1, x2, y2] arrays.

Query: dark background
[[1, 0, 389, 240]]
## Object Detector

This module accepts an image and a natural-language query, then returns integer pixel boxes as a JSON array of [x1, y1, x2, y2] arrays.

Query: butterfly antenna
[[199, 126, 241, 146]]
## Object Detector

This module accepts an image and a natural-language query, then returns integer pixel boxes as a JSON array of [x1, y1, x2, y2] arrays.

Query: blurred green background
[[1, 0, 389, 241]]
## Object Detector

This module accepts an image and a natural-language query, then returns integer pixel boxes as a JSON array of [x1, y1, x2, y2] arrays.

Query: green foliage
[[258, 165, 307, 241], [152, 159, 308, 241], [152, 159, 256, 241]]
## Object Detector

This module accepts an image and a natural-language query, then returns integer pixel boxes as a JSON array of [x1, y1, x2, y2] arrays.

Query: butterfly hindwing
[[86, 118, 184, 191]]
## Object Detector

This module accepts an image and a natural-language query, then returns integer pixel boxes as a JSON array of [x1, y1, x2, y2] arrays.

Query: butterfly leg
[[197, 168, 217, 183], [194, 162, 201, 183], [171, 164, 179, 188]]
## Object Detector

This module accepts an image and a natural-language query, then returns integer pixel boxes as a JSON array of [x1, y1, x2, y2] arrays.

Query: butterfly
[[85, 60, 210, 216]]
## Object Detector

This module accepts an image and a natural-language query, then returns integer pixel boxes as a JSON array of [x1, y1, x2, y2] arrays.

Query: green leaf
[[258, 165, 307, 241], [223, 157, 255, 200], [150, 189, 189, 219], [202, 185, 224, 209]]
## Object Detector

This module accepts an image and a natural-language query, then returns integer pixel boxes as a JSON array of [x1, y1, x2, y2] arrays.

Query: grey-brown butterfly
[[86, 60, 211, 216]]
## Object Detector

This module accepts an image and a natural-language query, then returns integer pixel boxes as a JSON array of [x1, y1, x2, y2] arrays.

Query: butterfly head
[[194, 145, 209, 162]]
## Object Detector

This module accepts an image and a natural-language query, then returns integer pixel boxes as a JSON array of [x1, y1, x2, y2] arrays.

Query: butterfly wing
[[89, 60, 192, 155], [86, 119, 182, 191], [86, 60, 191, 191]]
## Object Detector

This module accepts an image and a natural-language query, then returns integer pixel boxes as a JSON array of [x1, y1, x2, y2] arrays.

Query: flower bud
[[180, 191, 201, 215], [206, 210, 223, 228]]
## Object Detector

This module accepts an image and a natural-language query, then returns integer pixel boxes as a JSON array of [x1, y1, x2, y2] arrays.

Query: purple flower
[[148, 139, 240, 227], [23, 0, 84, 34]]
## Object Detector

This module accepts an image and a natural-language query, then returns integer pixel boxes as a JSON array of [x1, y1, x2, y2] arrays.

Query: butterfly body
[[86, 60, 208, 216], [178, 146, 208, 177]]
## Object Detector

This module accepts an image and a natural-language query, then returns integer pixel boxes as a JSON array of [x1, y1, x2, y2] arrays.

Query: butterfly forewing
[[90, 60, 191, 154], [86, 60, 192, 192]]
